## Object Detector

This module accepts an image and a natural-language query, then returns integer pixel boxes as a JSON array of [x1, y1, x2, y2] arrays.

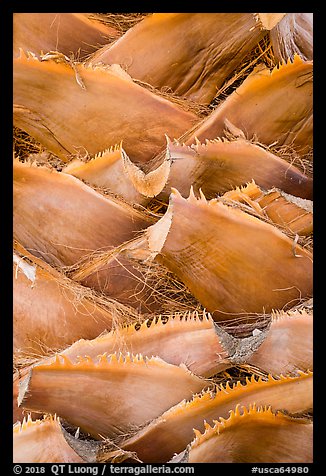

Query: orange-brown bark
[[222, 181, 313, 236], [185, 405, 312, 463], [13, 52, 198, 163], [13, 161, 152, 267], [145, 189, 313, 320], [247, 310, 313, 374], [42, 311, 231, 378], [89, 13, 270, 104], [13, 13, 119, 60], [13, 415, 84, 463], [108, 372, 312, 462], [13, 243, 135, 355], [19, 354, 208, 439], [162, 138, 313, 200], [186, 55, 313, 156]]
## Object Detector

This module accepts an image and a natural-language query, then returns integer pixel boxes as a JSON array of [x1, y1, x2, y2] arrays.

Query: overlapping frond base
[[13, 12, 313, 465]]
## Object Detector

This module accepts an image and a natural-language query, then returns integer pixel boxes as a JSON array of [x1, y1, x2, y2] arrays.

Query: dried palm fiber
[[268, 141, 313, 179], [66, 228, 203, 314], [64, 239, 166, 313], [95, 371, 312, 462], [13, 160, 162, 312], [13, 160, 153, 268], [13, 414, 84, 463], [63, 142, 171, 205], [269, 13, 313, 62], [18, 353, 209, 439], [13, 127, 47, 161], [13, 310, 235, 425], [13, 13, 120, 60], [12, 11, 313, 464], [21, 311, 233, 379], [13, 241, 140, 357], [13, 50, 198, 163], [218, 297, 313, 339], [171, 405, 313, 463], [183, 55, 312, 157], [130, 137, 312, 202], [87, 13, 285, 104], [13, 239, 142, 423], [13, 311, 220, 424], [69, 179, 313, 314], [221, 180, 313, 236], [244, 309, 313, 375], [88, 13, 149, 35], [136, 188, 313, 320]]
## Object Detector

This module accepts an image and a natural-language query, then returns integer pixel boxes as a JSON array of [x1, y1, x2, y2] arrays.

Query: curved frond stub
[[116, 371, 312, 463], [145, 188, 313, 320], [146, 194, 174, 259], [13, 246, 119, 355], [87, 13, 268, 104], [185, 404, 313, 463], [18, 352, 209, 440], [13, 413, 85, 463], [56, 309, 230, 378], [13, 13, 120, 60], [62, 144, 151, 205], [122, 147, 171, 198], [164, 137, 312, 201], [186, 55, 313, 156], [247, 309, 313, 374], [14, 160, 153, 268], [13, 52, 198, 163], [222, 181, 313, 236]]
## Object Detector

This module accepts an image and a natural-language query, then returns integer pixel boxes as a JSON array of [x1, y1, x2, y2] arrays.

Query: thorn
[[164, 134, 172, 147], [125, 353, 132, 363], [61, 355, 73, 367], [170, 187, 182, 198], [199, 188, 207, 203], [203, 420, 211, 431], [109, 354, 118, 363], [188, 185, 197, 203]]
